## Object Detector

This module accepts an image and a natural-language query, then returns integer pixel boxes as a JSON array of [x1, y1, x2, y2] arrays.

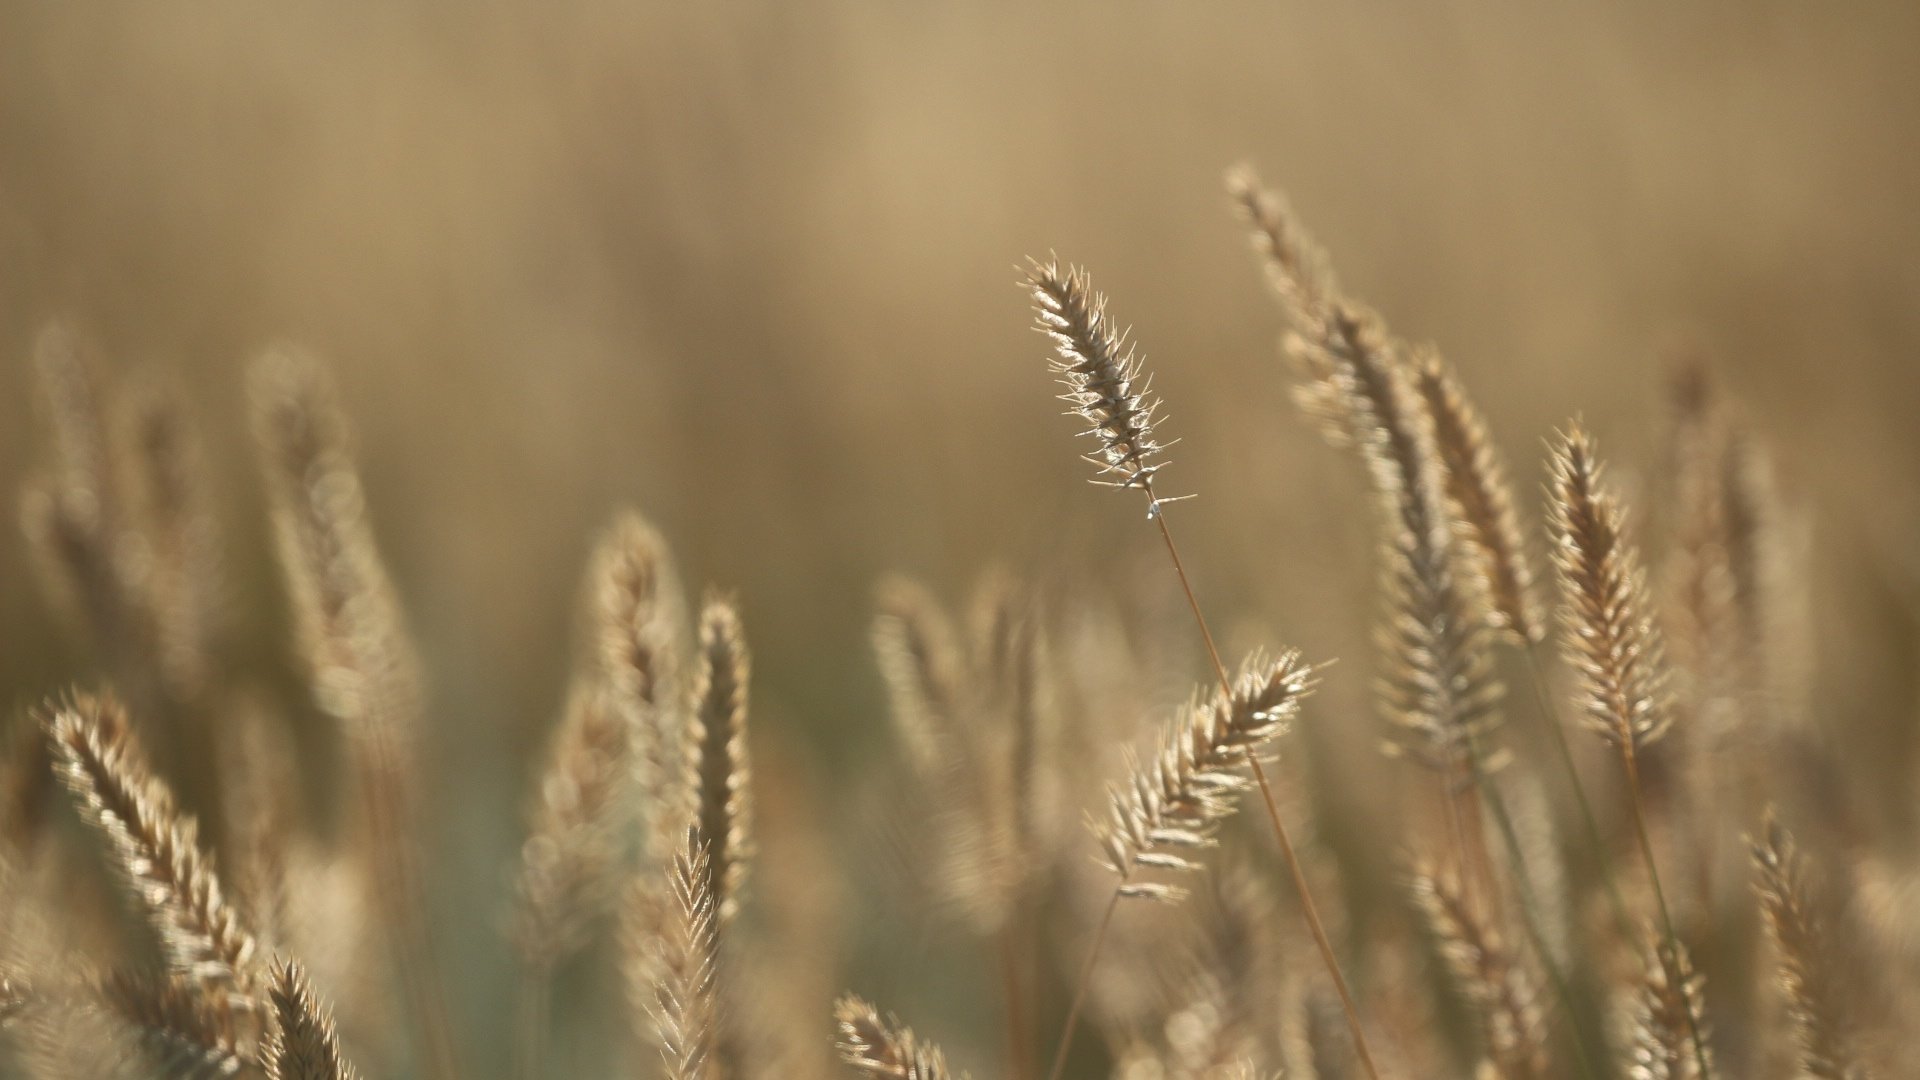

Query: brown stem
[[1043, 889, 1121, 1080], [1621, 743, 1714, 1080], [363, 750, 462, 1080], [998, 925, 1031, 1080], [1146, 493, 1383, 1080], [513, 959, 552, 1080], [1521, 642, 1634, 940]]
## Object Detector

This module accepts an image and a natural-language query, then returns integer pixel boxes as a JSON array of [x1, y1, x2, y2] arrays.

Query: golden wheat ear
[[1407, 862, 1548, 1080], [1617, 934, 1713, 1080], [118, 377, 225, 708], [642, 828, 721, 1080], [1413, 349, 1544, 645], [1750, 813, 1872, 1080], [1093, 651, 1316, 903], [834, 994, 968, 1080], [870, 575, 965, 780], [263, 958, 363, 1080], [1025, 258, 1183, 510], [1226, 165, 1339, 323], [248, 346, 422, 746], [512, 681, 632, 968], [41, 692, 260, 1005], [1545, 423, 1672, 752], [689, 594, 752, 925], [584, 510, 688, 872], [19, 324, 157, 697], [248, 346, 458, 1080], [95, 969, 247, 1078]]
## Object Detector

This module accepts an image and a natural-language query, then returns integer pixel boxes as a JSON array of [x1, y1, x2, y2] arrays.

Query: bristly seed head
[[1026, 259, 1182, 510], [1093, 651, 1317, 902], [1546, 423, 1671, 751]]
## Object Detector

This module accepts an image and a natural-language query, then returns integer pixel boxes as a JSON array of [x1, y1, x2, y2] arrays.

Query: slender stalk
[[1043, 890, 1120, 1080], [1521, 642, 1634, 939], [1621, 744, 1714, 1080], [1456, 730, 1602, 1080], [513, 961, 552, 1080], [361, 759, 461, 1080], [1147, 496, 1383, 1080], [997, 927, 1031, 1080]]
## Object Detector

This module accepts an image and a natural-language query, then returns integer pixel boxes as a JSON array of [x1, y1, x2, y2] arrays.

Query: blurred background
[[4, 2, 1919, 1075]]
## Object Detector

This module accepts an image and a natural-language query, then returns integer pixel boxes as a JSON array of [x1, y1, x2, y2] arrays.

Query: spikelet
[[120, 379, 223, 706], [1750, 814, 1870, 1080], [689, 596, 752, 925], [1618, 936, 1713, 1080], [0, 968, 29, 1025], [646, 830, 720, 1080], [1408, 864, 1547, 1080], [249, 346, 456, 1080], [1546, 424, 1672, 751], [870, 577, 966, 780], [513, 681, 633, 965], [1413, 349, 1543, 644], [585, 511, 686, 865], [834, 995, 967, 1080], [42, 693, 258, 1003], [1323, 312, 1501, 775], [217, 693, 297, 953], [263, 959, 362, 1080], [1225, 165, 1339, 327], [20, 324, 157, 696], [1027, 259, 1180, 507], [1231, 173, 1504, 779], [249, 346, 421, 749], [96, 970, 245, 1079], [1093, 652, 1316, 902], [871, 573, 1036, 934]]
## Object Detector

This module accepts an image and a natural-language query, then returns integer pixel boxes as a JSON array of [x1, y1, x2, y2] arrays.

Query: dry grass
[[0, 136, 1914, 1080]]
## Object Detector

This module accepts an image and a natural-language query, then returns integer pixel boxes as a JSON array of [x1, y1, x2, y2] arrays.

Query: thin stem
[[998, 925, 1031, 1080], [1146, 495, 1383, 1080], [1043, 889, 1121, 1080], [513, 961, 552, 1080], [1621, 744, 1714, 1080], [364, 754, 462, 1080], [1521, 642, 1634, 940], [1246, 758, 1383, 1080], [1459, 731, 1602, 1080]]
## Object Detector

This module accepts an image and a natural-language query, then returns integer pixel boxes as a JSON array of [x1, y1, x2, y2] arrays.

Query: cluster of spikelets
[[0, 164, 1908, 1080]]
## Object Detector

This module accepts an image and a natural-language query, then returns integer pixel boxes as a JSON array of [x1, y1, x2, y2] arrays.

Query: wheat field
[[3, 4, 1919, 1080]]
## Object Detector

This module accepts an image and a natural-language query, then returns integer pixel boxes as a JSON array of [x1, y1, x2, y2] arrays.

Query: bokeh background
[[4, 2, 1920, 1075]]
